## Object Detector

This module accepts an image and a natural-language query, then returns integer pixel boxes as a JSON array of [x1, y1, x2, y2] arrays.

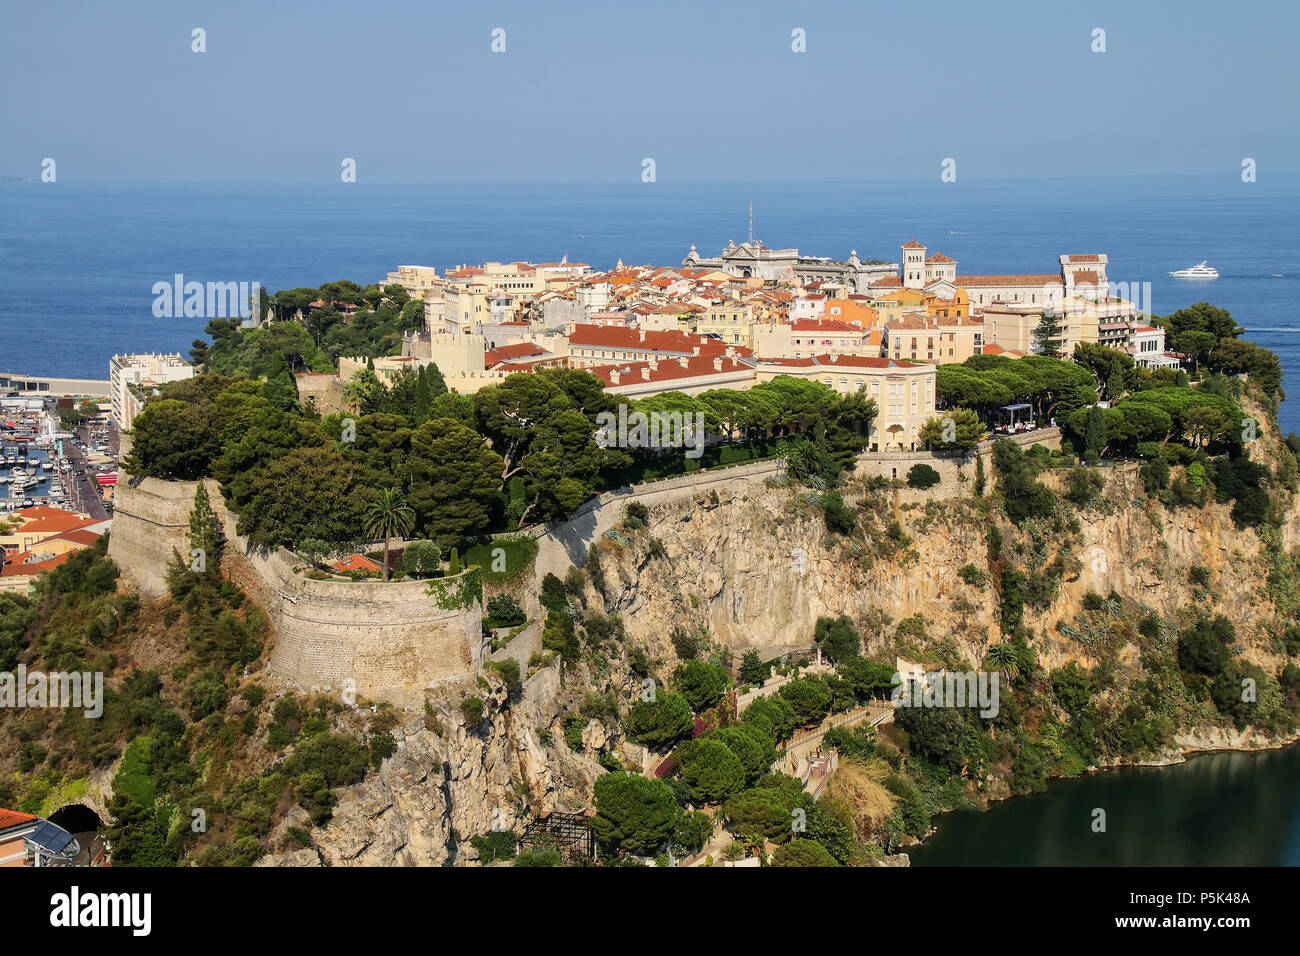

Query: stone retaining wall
[[109, 473, 484, 709]]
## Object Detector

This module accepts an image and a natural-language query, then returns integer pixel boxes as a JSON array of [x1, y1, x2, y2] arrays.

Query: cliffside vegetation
[[0, 527, 400, 866]]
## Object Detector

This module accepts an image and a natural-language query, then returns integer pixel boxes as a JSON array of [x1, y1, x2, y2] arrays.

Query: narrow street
[[62, 425, 109, 520]]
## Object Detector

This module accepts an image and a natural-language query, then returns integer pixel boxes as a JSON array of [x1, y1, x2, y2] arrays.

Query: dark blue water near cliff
[[1, 174, 1298, 426], [909, 743, 1300, 866]]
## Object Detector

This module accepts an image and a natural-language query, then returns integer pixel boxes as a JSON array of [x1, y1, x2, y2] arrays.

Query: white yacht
[[1169, 261, 1219, 279]]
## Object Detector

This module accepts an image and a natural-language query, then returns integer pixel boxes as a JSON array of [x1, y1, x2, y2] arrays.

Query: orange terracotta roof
[[485, 342, 549, 367], [0, 808, 38, 830], [0, 552, 70, 577], [330, 554, 382, 574], [901, 239, 926, 249], [955, 274, 1060, 287], [925, 253, 955, 263], [568, 324, 752, 357]]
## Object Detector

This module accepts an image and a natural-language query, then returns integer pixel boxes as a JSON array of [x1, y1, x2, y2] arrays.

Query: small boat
[[1169, 261, 1218, 279]]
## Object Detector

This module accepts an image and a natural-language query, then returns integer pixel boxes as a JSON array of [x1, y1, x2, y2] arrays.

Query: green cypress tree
[[188, 483, 225, 577]]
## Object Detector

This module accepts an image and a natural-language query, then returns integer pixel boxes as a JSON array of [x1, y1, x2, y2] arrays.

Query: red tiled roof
[[0, 808, 38, 831], [926, 253, 955, 263], [484, 342, 549, 367], [901, 239, 926, 249], [0, 552, 70, 577], [956, 274, 1060, 287], [568, 324, 752, 357], [330, 554, 382, 574], [587, 354, 753, 388], [10, 506, 97, 536]]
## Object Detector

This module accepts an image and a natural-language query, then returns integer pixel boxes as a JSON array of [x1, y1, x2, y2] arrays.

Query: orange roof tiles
[[0, 808, 38, 830], [330, 554, 383, 574], [955, 274, 1060, 287]]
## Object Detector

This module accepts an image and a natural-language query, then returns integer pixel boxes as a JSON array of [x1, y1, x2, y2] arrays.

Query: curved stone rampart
[[108, 473, 483, 708]]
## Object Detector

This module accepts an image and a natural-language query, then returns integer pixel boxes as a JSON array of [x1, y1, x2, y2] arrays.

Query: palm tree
[[983, 642, 1020, 685], [362, 488, 415, 582]]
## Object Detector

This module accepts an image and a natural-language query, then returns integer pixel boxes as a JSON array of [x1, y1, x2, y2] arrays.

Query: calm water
[[909, 743, 1300, 866], [2, 175, 1299, 428]]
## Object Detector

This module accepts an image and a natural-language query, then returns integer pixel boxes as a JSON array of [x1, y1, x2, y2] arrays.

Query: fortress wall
[[107, 475, 215, 598], [110, 472, 483, 709]]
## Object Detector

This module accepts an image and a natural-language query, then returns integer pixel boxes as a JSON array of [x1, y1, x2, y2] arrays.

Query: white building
[[109, 353, 194, 430]]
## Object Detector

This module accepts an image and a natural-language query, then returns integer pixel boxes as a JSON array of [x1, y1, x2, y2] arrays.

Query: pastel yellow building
[[755, 355, 936, 452]]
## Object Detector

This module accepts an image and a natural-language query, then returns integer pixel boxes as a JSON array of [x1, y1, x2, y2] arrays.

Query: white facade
[[109, 353, 194, 429]]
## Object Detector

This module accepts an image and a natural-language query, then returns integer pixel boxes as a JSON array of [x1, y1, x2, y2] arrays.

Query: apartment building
[[108, 353, 194, 429]]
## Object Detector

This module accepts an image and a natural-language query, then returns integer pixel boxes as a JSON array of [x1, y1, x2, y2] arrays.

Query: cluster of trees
[[191, 282, 425, 374], [126, 357, 879, 555], [935, 354, 1098, 425]]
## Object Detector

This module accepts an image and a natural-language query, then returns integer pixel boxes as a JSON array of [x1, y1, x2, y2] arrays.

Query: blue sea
[[2, 175, 1299, 430]]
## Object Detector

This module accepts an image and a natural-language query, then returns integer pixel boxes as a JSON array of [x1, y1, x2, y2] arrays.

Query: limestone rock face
[[600, 470, 1293, 680], [263, 678, 610, 867]]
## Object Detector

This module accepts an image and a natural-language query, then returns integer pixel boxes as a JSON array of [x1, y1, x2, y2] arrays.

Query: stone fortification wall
[[109, 473, 484, 709]]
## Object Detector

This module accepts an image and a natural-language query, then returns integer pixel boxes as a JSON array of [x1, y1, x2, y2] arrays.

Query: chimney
[[641, 367, 651, 381], [713, 357, 723, 371], [678, 356, 690, 369], [649, 356, 658, 370], [638, 328, 647, 342], [610, 370, 621, 385]]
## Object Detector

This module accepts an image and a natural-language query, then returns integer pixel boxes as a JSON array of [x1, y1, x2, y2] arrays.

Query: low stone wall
[[853, 427, 1062, 490], [109, 473, 484, 709]]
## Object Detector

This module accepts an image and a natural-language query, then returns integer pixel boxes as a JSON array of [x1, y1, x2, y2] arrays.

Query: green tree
[[1032, 310, 1066, 358], [919, 407, 985, 451], [405, 418, 504, 547], [678, 739, 746, 803], [671, 660, 730, 713], [739, 649, 767, 686], [814, 615, 860, 663], [236, 446, 366, 549], [362, 488, 416, 581], [772, 838, 839, 867], [624, 692, 694, 750], [590, 772, 677, 855], [187, 483, 225, 578]]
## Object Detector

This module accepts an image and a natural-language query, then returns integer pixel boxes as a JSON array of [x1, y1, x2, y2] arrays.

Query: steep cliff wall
[[594, 463, 1293, 681]]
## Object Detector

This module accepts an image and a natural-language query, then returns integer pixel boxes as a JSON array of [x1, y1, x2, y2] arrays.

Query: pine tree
[[414, 366, 432, 422], [1032, 310, 1066, 358], [188, 483, 225, 578]]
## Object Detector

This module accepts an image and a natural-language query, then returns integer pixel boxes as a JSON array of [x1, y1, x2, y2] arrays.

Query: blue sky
[[2, 0, 1296, 183]]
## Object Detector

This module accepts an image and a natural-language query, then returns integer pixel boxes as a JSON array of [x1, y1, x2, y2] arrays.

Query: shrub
[[539, 573, 567, 613], [1064, 467, 1105, 506], [1141, 456, 1171, 494], [485, 593, 526, 628], [822, 491, 857, 535], [907, 463, 941, 489], [461, 696, 484, 726]]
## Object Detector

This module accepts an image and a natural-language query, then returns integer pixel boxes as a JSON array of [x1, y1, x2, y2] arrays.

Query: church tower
[[901, 239, 927, 289]]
